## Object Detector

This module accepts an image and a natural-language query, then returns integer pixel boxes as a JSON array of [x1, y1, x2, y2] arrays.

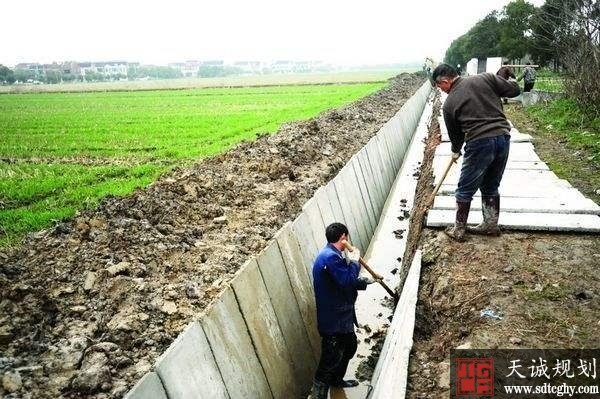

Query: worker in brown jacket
[[496, 61, 516, 80], [432, 63, 520, 241]]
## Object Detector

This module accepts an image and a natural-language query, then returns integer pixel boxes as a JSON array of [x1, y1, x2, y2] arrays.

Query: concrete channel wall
[[125, 81, 433, 399]]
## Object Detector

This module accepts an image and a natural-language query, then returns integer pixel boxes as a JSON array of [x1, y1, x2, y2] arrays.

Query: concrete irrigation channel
[[123, 82, 436, 399], [123, 82, 600, 398]]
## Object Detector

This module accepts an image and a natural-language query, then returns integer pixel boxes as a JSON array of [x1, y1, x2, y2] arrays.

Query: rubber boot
[[445, 201, 471, 241], [468, 196, 501, 236], [310, 380, 329, 399]]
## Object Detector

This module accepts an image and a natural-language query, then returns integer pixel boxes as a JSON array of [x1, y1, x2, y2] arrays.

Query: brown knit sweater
[[443, 73, 521, 153]]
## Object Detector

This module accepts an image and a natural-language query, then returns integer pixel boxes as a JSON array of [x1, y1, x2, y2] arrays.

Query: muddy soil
[[406, 103, 600, 398], [0, 74, 425, 398]]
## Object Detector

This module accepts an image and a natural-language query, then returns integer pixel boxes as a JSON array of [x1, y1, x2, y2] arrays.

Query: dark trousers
[[456, 135, 510, 202], [524, 81, 535, 92], [314, 332, 357, 385]]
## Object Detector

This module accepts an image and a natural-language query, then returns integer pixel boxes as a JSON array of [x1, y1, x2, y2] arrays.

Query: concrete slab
[[155, 322, 228, 399], [200, 288, 273, 399], [440, 128, 532, 143], [381, 119, 402, 162], [350, 156, 377, 237], [375, 136, 396, 189], [426, 210, 600, 232], [436, 147, 542, 162], [125, 372, 168, 399], [302, 197, 327, 256], [291, 211, 320, 276], [324, 180, 347, 225], [366, 138, 393, 194], [391, 115, 411, 157], [274, 224, 321, 359], [257, 240, 316, 397], [437, 180, 577, 197], [315, 187, 336, 227], [369, 251, 422, 399], [378, 124, 401, 174], [231, 259, 299, 399], [438, 168, 571, 184], [346, 158, 376, 240], [357, 148, 385, 217], [432, 195, 600, 215], [433, 157, 549, 171], [435, 142, 541, 162], [333, 165, 369, 251]]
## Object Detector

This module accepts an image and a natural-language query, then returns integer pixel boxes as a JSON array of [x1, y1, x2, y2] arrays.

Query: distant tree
[[445, 36, 469, 67], [557, 0, 599, 116], [197, 65, 243, 78], [62, 74, 77, 82], [45, 70, 62, 84], [464, 12, 502, 58], [0, 65, 15, 84], [444, 12, 501, 64], [498, 0, 536, 62], [130, 66, 182, 79], [14, 69, 35, 83], [529, 0, 565, 67], [531, 0, 599, 116]]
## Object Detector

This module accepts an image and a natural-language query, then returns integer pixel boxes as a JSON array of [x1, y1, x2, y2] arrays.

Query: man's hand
[[358, 276, 376, 285], [451, 151, 461, 161], [347, 247, 360, 263]]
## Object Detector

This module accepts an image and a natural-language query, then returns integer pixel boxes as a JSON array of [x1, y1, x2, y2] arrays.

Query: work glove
[[358, 276, 376, 285], [451, 151, 461, 161], [347, 248, 360, 263]]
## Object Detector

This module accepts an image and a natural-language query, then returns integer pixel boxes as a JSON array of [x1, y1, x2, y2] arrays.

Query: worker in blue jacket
[[310, 222, 375, 399]]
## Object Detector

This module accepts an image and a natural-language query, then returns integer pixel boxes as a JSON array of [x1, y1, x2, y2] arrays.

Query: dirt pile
[[0, 74, 424, 398], [407, 230, 600, 398]]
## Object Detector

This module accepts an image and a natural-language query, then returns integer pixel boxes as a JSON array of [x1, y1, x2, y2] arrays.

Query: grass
[[0, 82, 386, 246], [534, 77, 564, 93], [0, 70, 411, 94], [505, 97, 600, 205], [527, 98, 600, 161]]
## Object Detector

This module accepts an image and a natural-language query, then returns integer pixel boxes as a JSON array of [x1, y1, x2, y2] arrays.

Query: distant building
[[233, 61, 262, 74], [79, 61, 128, 77], [270, 60, 295, 74], [169, 61, 201, 77]]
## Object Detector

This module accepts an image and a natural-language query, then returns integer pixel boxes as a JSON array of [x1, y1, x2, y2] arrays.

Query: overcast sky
[[1, 0, 544, 67]]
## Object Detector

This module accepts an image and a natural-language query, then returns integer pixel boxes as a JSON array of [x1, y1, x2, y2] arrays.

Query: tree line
[[0, 64, 250, 85], [445, 0, 598, 117]]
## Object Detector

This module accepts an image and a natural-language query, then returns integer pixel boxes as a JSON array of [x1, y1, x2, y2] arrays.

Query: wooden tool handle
[[427, 156, 456, 208], [342, 240, 398, 300]]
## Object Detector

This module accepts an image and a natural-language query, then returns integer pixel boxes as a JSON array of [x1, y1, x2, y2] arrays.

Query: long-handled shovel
[[425, 156, 456, 210], [342, 240, 399, 301]]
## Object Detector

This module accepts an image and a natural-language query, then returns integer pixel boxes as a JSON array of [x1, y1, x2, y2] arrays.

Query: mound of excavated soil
[[407, 230, 600, 398], [0, 74, 425, 398]]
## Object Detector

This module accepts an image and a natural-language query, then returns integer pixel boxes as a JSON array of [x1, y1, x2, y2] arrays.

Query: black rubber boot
[[468, 196, 501, 236], [445, 201, 471, 241], [331, 379, 359, 388], [310, 380, 329, 399]]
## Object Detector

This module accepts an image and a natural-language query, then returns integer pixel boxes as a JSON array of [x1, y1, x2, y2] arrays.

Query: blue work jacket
[[312, 243, 367, 335]]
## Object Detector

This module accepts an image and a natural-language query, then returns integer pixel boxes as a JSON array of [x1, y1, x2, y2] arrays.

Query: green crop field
[[0, 82, 386, 247]]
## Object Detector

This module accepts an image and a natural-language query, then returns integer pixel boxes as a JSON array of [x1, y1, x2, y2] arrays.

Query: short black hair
[[432, 63, 458, 83], [325, 222, 348, 243]]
